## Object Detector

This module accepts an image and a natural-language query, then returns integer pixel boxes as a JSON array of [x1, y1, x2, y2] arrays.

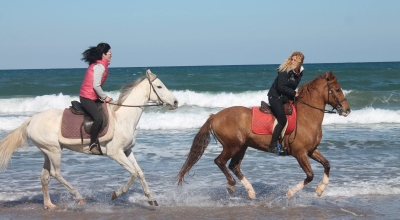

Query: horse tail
[[177, 114, 215, 186], [0, 117, 32, 172]]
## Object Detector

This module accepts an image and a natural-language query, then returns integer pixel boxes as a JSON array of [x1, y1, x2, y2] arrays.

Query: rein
[[294, 99, 336, 114], [106, 75, 164, 108], [287, 79, 345, 145], [108, 102, 161, 108], [294, 78, 347, 114]]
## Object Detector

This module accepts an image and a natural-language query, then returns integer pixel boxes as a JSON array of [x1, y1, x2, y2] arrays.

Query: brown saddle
[[259, 101, 293, 115], [61, 101, 109, 143]]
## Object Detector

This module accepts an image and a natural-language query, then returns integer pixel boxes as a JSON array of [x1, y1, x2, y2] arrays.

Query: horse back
[[210, 106, 252, 142]]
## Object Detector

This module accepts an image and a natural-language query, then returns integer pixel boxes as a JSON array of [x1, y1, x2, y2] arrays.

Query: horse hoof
[[316, 186, 323, 197], [227, 188, 235, 196], [226, 184, 236, 196], [248, 191, 256, 199], [148, 200, 159, 206], [111, 191, 117, 200], [286, 190, 294, 199], [76, 199, 85, 205], [44, 203, 57, 210]]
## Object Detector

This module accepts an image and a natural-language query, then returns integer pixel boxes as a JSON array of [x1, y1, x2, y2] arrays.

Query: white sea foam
[[173, 90, 268, 108], [0, 89, 355, 113], [0, 90, 399, 131], [323, 107, 400, 124]]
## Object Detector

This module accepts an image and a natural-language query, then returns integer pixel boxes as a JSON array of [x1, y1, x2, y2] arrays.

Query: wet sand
[[2, 195, 395, 220]]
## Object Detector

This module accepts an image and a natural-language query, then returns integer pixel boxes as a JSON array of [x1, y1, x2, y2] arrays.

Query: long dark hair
[[81, 42, 111, 65]]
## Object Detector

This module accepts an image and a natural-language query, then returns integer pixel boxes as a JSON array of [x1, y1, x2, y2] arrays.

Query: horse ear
[[146, 69, 157, 81], [326, 70, 336, 81]]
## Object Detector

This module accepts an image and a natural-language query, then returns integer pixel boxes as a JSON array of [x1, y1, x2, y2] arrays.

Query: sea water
[[0, 62, 399, 219]]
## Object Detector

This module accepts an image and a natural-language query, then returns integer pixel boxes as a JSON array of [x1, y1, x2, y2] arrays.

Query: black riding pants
[[80, 96, 103, 144], [268, 96, 287, 128]]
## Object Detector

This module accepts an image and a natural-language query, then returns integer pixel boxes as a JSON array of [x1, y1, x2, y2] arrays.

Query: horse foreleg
[[214, 151, 237, 197], [109, 150, 157, 206], [309, 149, 330, 197], [228, 147, 256, 199], [287, 153, 314, 199], [127, 151, 158, 206]]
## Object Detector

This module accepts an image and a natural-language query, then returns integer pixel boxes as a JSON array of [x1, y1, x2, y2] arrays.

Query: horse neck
[[115, 79, 150, 127], [297, 80, 327, 126]]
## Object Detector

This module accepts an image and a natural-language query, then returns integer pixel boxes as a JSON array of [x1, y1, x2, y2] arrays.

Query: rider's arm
[[92, 64, 108, 100], [276, 71, 296, 98]]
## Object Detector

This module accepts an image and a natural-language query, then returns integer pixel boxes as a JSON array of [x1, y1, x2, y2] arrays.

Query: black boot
[[89, 138, 102, 155], [269, 124, 283, 153]]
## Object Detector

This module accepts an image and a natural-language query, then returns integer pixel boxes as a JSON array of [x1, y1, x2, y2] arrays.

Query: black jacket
[[267, 67, 303, 104]]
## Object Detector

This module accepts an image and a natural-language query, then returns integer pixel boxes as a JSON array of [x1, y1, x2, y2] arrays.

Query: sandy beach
[[1, 194, 397, 219]]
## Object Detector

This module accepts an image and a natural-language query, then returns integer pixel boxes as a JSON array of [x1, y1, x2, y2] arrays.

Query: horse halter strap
[[108, 75, 164, 108], [326, 79, 347, 112], [147, 76, 165, 106]]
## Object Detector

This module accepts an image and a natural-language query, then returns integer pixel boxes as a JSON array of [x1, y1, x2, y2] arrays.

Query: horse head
[[146, 69, 179, 110], [324, 71, 351, 116]]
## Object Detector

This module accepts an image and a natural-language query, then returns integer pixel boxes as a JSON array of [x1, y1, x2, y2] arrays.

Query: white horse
[[0, 69, 178, 209]]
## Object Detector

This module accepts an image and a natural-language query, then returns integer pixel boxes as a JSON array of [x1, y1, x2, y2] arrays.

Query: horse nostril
[[174, 100, 179, 106]]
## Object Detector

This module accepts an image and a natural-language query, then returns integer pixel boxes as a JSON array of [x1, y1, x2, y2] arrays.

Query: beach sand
[[1, 195, 395, 220]]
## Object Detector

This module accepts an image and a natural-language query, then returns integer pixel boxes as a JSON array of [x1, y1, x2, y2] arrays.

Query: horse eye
[[336, 89, 341, 93], [157, 86, 162, 89]]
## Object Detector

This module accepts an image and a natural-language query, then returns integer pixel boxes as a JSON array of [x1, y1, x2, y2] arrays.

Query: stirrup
[[89, 143, 102, 155], [276, 144, 286, 156]]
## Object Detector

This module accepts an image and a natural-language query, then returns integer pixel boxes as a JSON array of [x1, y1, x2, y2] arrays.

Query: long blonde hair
[[278, 51, 305, 72]]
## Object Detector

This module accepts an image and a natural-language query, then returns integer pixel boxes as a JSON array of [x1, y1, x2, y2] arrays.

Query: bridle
[[288, 79, 348, 145], [295, 79, 347, 115], [107, 75, 164, 108]]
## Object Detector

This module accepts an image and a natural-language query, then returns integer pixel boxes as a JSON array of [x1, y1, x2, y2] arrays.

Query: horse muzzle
[[165, 100, 179, 110], [338, 107, 351, 117]]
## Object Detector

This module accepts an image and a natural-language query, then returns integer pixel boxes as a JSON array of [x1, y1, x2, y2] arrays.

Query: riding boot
[[89, 136, 102, 155], [269, 124, 284, 153]]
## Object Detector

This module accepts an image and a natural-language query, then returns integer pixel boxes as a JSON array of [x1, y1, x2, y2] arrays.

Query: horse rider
[[267, 51, 305, 154], [79, 42, 113, 155]]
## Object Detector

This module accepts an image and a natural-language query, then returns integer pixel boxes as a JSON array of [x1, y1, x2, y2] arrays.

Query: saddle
[[251, 102, 297, 135], [259, 101, 293, 115], [61, 101, 109, 144]]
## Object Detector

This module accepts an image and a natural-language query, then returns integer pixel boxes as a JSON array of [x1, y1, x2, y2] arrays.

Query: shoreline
[[1, 194, 397, 220]]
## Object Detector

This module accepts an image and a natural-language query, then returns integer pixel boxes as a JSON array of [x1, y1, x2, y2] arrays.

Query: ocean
[[0, 62, 399, 219]]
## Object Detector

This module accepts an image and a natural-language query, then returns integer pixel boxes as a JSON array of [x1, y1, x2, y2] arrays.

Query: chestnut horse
[[177, 71, 351, 199]]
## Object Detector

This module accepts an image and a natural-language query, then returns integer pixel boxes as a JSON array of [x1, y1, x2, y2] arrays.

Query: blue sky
[[1, 0, 399, 69]]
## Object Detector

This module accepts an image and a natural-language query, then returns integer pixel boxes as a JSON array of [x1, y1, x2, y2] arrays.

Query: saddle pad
[[61, 103, 109, 139], [251, 105, 297, 135]]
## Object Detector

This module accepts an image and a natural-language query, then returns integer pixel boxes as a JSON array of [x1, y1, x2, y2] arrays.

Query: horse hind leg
[[40, 154, 56, 209], [214, 150, 237, 197], [42, 149, 85, 207], [228, 147, 256, 199]]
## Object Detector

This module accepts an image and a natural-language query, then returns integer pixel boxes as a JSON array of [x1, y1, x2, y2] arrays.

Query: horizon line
[[1, 60, 399, 71]]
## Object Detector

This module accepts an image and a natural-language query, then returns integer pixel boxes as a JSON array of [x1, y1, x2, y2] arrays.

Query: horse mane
[[112, 76, 147, 112], [298, 71, 337, 99]]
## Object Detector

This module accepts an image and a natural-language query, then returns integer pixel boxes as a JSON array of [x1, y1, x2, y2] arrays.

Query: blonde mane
[[112, 76, 147, 112]]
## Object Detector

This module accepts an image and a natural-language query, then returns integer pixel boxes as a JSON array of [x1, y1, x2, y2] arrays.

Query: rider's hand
[[104, 97, 113, 103]]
